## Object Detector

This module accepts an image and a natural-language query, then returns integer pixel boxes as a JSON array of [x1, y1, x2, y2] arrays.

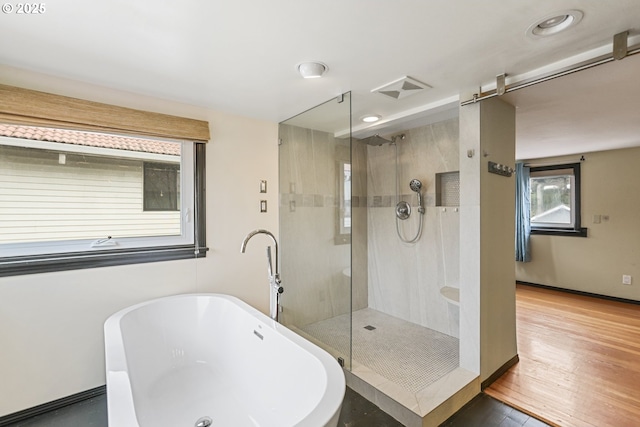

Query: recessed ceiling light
[[526, 10, 583, 38], [361, 115, 381, 123], [297, 62, 328, 79]]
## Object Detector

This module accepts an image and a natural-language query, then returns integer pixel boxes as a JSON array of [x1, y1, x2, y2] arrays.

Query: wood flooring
[[485, 284, 640, 427]]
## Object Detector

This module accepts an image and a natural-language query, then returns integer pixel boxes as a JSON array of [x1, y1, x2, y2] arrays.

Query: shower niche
[[436, 171, 460, 207]]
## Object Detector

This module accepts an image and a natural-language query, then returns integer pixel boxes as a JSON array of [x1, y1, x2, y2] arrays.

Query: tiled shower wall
[[364, 118, 460, 337], [279, 118, 459, 339], [279, 124, 367, 328]]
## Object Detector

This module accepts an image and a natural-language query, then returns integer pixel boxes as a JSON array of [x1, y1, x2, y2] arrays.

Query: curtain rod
[[460, 36, 640, 106]]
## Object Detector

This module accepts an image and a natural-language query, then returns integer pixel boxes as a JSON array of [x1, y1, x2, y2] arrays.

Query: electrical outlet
[[622, 275, 632, 285]]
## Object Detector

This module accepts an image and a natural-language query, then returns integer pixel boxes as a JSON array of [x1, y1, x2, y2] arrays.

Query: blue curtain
[[515, 162, 531, 262]]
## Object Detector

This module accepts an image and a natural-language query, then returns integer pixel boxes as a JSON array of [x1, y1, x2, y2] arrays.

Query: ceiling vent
[[372, 76, 431, 100]]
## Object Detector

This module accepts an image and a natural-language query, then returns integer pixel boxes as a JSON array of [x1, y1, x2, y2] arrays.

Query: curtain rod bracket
[[613, 31, 629, 60]]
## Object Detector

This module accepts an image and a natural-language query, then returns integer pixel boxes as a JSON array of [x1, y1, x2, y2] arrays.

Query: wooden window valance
[[0, 84, 210, 142]]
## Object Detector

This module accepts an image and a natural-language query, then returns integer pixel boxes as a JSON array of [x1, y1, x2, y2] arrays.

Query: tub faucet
[[240, 229, 284, 322]]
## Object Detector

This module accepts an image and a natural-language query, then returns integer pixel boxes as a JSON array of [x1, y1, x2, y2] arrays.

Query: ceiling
[[502, 51, 640, 159], [1, 0, 639, 159]]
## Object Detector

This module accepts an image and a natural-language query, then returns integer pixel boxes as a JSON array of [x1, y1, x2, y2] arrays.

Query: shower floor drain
[[364, 325, 376, 331]]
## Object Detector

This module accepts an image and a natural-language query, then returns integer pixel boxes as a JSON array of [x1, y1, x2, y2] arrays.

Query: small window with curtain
[[529, 162, 586, 237]]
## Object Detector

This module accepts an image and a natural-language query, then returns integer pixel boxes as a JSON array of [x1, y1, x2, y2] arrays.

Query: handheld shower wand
[[395, 178, 425, 243], [409, 179, 425, 214]]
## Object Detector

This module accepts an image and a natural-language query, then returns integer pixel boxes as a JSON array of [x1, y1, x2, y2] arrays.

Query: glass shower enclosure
[[279, 92, 462, 413], [278, 92, 354, 370]]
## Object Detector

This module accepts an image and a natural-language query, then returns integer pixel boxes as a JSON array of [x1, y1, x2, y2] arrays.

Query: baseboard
[[517, 281, 640, 306], [0, 385, 105, 426], [481, 354, 519, 390]]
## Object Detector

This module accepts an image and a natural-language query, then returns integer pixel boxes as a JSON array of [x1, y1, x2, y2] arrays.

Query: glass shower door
[[278, 93, 352, 370]]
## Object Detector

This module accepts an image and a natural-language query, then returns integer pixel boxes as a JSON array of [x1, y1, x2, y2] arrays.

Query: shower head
[[410, 179, 425, 213], [409, 179, 422, 193], [361, 134, 392, 146]]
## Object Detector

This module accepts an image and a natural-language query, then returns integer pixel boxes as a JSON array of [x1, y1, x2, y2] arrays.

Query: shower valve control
[[396, 201, 411, 220]]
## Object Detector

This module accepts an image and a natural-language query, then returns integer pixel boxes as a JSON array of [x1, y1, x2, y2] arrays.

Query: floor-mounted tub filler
[[104, 294, 345, 427]]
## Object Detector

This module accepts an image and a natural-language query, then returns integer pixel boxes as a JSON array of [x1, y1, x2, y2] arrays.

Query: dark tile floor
[[441, 393, 551, 427], [338, 387, 403, 426], [2, 387, 550, 427], [2, 394, 107, 427]]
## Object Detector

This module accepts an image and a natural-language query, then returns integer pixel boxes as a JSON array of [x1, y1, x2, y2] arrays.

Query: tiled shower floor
[[302, 308, 459, 395]]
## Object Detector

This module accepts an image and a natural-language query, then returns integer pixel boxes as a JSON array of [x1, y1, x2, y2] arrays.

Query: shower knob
[[395, 201, 411, 220]]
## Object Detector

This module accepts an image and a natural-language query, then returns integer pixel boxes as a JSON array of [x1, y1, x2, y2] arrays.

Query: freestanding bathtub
[[104, 294, 345, 427]]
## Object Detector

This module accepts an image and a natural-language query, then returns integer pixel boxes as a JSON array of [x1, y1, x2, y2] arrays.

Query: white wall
[[516, 147, 640, 301], [0, 66, 279, 416]]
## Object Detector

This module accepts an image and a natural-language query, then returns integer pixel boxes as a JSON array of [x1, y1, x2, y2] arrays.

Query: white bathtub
[[104, 294, 345, 427]]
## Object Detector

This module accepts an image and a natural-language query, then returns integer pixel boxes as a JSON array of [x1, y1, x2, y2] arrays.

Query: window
[[143, 162, 180, 211], [335, 160, 351, 245], [529, 163, 586, 236], [341, 162, 352, 229], [0, 124, 206, 276]]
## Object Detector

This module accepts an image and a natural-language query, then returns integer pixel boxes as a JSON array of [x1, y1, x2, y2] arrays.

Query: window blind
[[0, 84, 210, 142]]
